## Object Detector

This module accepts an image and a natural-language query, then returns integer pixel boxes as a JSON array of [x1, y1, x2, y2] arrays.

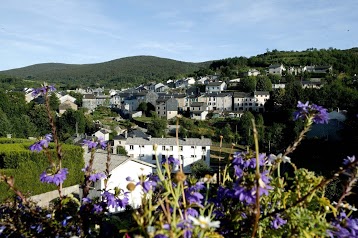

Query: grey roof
[[207, 81, 225, 86], [269, 64, 282, 68], [113, 129, 148, 140], [83, 94, 96, 99], [205, 92, 232, 97], [233, 92, 252, 98], [84, 152, 155, 172], [190, 102, 206, 107], [254, 91, 270, 96], [126, 137, 212, 146]]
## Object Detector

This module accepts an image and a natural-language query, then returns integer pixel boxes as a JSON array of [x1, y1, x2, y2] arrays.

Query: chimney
[[125, 130, 128, 138], [201, 135, 204, 140], [148, 135, 152, 141]]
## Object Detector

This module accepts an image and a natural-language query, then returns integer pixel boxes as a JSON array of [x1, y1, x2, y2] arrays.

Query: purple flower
[[311, 104, 329, 124], [82, 197, 92, 204], [40, 168, 68, 186], [29, 134, 52, 152], [0, 226, 6, 235], [187, 208, 199, 217], [92, 204, 103, 214], [161, 156, 180, 166], [126, 176, 133, 181], [154, 235, 168, 238], [328, 212, 358, 237], [186, 191, 204, 205], [143, 180, 157, 193], [234, 186, 256, 204], [102, 191, 117, 208], [83, 139, 98, 150], [97, 137, 108, 150], [117, 197, 129, 208], [343, 155, 356, 166], [31, 85, 56, 97], [293, 101, 329, 124], [271, 214, 287, 229], [89, 172, 106, 182]]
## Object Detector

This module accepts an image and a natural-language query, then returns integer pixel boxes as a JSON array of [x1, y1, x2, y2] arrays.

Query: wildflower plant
[[0, 89, 357, 238]]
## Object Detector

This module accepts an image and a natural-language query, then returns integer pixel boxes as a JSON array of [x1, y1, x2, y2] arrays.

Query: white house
[[245, 69, 260, 77], [233, 91, 270, 112], [94, 129, 110, 141], [125, 136, 211, 173], [84, 152, 156, 213], [205, 81, 227, 93], [204, 93, 232, 111], [268, 64, 285, 75], [58, 94, 76, 104], [190, 102, 209, 120], [254, 91, 270, 112]]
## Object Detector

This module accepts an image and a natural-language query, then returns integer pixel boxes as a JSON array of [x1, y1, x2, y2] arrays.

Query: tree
[[49, 93, 60, 112], [256, 75, 272, 91], [57, 109, 86, 141], [268, 74, 281, 84], [28, 104, 53, 136], [0, 109, 13, 137], [137, 102, 147, 114], [239, 111, 255, 146], [221, 124, 234, 143], [147, 116, 167, 138], [190, 159, 212, 178], [240, 77, 256, 92], [69, 91, 83, 107]]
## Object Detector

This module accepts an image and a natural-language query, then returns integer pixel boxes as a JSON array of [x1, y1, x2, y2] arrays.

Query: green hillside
[[0, 56, 211, 89]]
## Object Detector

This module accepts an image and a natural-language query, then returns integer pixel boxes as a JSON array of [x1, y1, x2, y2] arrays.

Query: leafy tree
[[69, 91, 83, 107], [28, 104, 53, 136], [239, 77, 256, 92], [265, 123, 285, 153], [0, 109, 13, 137], [256, 75, 272, 91], [147, 116, 167, 138], [57, 109, 86, 141], [268, 74, 281, 84], [49, 93, 60, 112], [137, 102, 147, 114], [239, 111, 255, 146], [221, 124, 234, 143], [190, 159, 212, 178]]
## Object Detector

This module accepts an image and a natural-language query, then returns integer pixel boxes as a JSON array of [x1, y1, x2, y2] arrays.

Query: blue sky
[[0, 0, 357, 71]]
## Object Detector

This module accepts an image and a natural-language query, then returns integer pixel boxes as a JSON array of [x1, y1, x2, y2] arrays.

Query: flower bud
[[174, 171, 187, 183], [126, 182, 136, 192]]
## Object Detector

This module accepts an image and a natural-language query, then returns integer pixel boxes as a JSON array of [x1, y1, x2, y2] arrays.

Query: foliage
[[0, 143, 84, 201], [147, 115, 167, 138], [0, 56, 210, 89], [190, 159, 212, 178]]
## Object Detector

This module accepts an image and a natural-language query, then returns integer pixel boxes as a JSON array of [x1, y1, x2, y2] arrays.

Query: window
[[140, 154, 144, 157], [130, 145, 134, 150], [162, 155, 165, 160], [191, 146, 196, 149], [202, 155, 206, 161], [162, 146, 166, 150], [152, 154, 156, 160], [179, 146, 183, 151], [191, 155, 197, 158], [202, 146, 206, 151], [170, 146, 173, 151]]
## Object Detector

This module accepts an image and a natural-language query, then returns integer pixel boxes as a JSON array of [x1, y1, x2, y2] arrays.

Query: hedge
[[0, 142, 84, 202]]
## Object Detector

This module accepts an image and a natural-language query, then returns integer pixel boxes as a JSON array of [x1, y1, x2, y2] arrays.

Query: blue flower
[[293, 101, 329, 124], [40, 168, 68, 186], [343, 155, 356, 166], [271, 214, 287, 229], [92, 204, 103, 214], [89, 172, 106, 182], [31, 85, 56, 97], [29, 134, 52, 152]]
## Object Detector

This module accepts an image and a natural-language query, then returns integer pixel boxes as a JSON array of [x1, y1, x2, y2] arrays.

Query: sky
[[0, 0, 357, 71]]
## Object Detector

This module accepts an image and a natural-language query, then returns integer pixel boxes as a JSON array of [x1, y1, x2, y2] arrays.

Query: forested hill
[[1, 48, 357, 89], [209, 47, 358, 77], [0, 56, 210, 89]]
